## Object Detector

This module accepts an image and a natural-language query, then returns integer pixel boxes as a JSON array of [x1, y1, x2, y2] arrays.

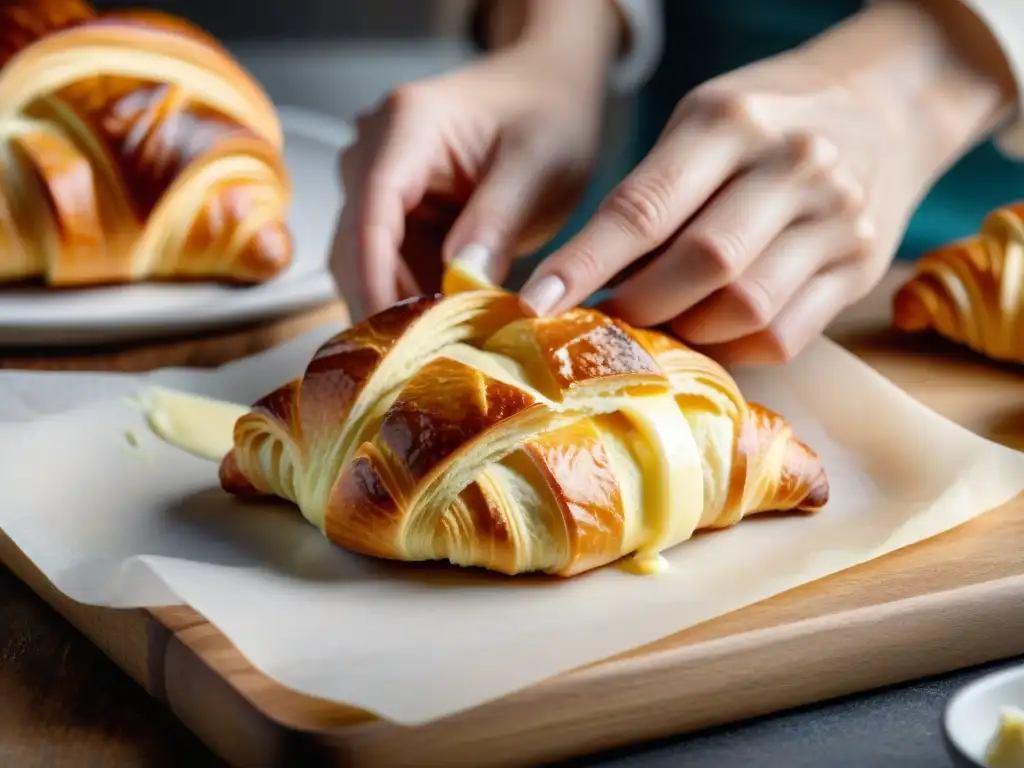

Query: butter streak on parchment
[[135, 387, 247, 462]]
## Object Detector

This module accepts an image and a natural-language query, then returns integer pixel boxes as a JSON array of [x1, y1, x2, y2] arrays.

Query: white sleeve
[[609, 0, 664, 93], [956, 0, 1024, 158]]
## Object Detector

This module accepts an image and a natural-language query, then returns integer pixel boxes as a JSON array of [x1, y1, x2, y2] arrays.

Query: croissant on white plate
[[893, 202, 1024, 363], [0, 0, 292, 287], [218, 266, 829, 577]]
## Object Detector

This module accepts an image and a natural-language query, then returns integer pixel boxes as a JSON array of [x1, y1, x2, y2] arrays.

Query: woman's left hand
[[517, 0, 1015, 365]]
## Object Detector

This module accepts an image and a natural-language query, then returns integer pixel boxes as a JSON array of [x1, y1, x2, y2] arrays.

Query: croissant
[[218, 267, 829, 577], [893, 202, 1024, 362], [0, 0, 292, 286]]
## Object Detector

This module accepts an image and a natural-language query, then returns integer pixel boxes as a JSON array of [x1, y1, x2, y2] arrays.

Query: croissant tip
[[218, 449, 260, 497], [799, 468, 830, 511], [892, 282, 932, 333], [231, 223, 293, 282]]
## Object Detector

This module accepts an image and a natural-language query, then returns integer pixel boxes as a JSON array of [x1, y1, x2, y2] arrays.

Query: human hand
[[329, 6, 618, 323], [517, 0, 1014, 365]]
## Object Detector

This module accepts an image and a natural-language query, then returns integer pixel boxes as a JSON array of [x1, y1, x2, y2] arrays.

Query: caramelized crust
[[0, 0, 291, 286], [220, 283, 830, 578], [894, 202, 1024, 362]]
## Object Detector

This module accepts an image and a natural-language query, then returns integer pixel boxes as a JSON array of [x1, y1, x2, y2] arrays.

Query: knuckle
[[689, 229, 746, 282], [689, 86, 750, 122], [727, 279, 776, 330], [831, 173, 867, 215], [689, 87, 773, 141], [788, 133, 839, 179], [560, 244, 607, 287], [601, 175, 675, 242], [849, 215, 877, 259], [762, 327, 799, 365], [384, 83, 424, 115]]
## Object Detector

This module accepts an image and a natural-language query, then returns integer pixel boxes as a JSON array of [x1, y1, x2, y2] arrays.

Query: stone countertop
[[585, 660, 1020, 768]]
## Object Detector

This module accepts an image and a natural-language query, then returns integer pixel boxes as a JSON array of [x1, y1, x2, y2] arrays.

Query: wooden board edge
[[3, 536, 1024, 768], [132, 571, 1024, 766], [0, 533, 286, 765], [324, 574, 1024, 767]]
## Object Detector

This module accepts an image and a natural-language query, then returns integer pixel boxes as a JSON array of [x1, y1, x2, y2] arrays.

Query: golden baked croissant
[[0, 0, 292, 286], [218, 268, 829, 577], [893, 202, 1024, 362]]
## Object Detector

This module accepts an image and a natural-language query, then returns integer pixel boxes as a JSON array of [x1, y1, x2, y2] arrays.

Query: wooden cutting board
[[1, 265, 1023, 768]]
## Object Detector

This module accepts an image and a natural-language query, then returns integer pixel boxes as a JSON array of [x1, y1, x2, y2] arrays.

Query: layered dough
[[0, 0, 292, 286], [218, 265, 829, 578]]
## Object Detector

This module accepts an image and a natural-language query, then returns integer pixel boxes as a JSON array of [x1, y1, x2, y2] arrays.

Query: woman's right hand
[[329, 5, 618, 322]]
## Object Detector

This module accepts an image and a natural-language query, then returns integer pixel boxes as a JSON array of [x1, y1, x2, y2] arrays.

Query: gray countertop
[[566, 659, 1021, 768]]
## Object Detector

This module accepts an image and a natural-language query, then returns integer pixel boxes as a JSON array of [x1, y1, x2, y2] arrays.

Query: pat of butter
[[138, 387, 247, 462], [987, 706, 1024, 768], [440, 247, 497, 296]]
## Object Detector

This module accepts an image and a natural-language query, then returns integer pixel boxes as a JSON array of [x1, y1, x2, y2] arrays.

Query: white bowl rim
[[943, 663, 1024, 767]]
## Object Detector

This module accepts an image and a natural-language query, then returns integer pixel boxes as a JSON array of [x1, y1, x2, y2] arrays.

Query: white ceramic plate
[[944, 663, 1024, 767], [0, 105, 353, 347]]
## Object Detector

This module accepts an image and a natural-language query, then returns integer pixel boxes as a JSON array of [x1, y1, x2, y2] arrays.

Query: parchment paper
[[0, 329, 1022, 725]]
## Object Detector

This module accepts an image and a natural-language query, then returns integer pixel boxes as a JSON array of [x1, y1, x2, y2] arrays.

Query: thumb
[[443, 135, 572, 287]]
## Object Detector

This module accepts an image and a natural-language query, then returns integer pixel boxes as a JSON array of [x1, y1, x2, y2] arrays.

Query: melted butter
[[987, 707, 1024, 768], [620, 553, 669, 576], [620, 396, 703, 574], [138, 387, 247, 462]]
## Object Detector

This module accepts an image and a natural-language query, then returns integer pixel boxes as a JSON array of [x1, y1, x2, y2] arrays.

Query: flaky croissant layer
[[894, 201, 1024, 362], [219, 282, 829, 578], [0, 0, 292, 286]]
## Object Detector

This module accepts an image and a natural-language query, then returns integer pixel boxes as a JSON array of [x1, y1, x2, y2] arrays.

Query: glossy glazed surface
[[0, 0, 291, 286], [220, 275, 828, 577]]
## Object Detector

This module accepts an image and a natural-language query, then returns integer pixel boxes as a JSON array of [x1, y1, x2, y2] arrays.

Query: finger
[[605, 133, 847, 328], [697, 263, 869, 367], [518, 122, 747, 316], [671, 215, 873, 345], [442, 132, 585, 287], [329, 197, 377, 323], [605, 176, 802, 329], [344, 108, 431, 317], [394, 257, 422, 299]]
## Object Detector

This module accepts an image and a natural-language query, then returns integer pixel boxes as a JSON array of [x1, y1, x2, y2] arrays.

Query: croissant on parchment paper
[[0, 0, 292, 287], [218, 267, 830, 577], [894, 202, 1024, 363]]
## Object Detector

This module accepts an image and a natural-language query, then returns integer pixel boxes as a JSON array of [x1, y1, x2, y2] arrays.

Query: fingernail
[[520, 274, 566, 317], [452, 244, 501, 284]]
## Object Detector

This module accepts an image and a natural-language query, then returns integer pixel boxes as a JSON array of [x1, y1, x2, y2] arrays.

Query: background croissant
[[893, 202, 1024, 362], [0, 0, 292, 287], [218, 269, 829, 578]]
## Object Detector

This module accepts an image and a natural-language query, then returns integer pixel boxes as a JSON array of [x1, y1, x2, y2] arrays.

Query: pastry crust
[[219, 276, 829, 577], [0, 0, 292, 286], [894, 202, 1024, 362]]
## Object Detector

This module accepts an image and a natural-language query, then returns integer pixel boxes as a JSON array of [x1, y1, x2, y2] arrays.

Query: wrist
[[477, 0, 622, 92], [800, 0, 1016, 177]]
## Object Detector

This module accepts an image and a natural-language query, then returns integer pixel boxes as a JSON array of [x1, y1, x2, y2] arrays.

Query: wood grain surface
[[1, 266, 1023, 768], [0, 566, 221, 768]]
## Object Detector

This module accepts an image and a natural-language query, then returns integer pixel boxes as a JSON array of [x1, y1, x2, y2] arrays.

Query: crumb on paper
[[124, 430, 139, 448], [986, 706, 1024, 768]]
